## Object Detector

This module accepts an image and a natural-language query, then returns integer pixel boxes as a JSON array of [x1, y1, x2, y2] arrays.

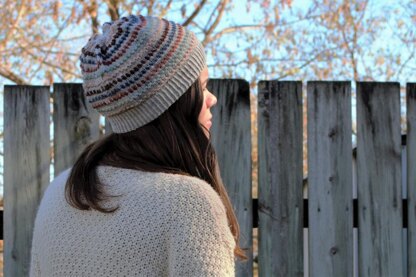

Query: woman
[[30, 15, 246, 276]]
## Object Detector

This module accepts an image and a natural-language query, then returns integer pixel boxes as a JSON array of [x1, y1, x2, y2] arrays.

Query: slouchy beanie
[[79, 15, 206, 133]]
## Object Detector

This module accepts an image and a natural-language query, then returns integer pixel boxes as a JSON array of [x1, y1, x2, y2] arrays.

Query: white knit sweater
[[30, 166, 236, 276]]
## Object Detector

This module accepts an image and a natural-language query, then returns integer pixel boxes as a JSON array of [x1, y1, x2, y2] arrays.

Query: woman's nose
[[208, 92, 217, 108]]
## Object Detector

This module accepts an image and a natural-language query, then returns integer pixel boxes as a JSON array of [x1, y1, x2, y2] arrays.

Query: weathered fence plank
[[209, 79, 253, 277], [357, 82, 403, 276], [4, 86, 51, 277], [53, 84, 100, 176], [307, 81, 353, 276], [408, 83, 416, 276], [257, 81, 303, 277]]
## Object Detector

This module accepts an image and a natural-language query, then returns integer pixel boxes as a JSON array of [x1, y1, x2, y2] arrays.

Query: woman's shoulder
[[40, 167, 72, 199], [97, 166, 224, 212], [98, 166, 218, 195], [154, 170, 223, 207], [156, 172, 228, 222]]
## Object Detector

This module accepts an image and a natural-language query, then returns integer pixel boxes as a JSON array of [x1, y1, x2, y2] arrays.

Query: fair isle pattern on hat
[[80, 15, 206, 133]]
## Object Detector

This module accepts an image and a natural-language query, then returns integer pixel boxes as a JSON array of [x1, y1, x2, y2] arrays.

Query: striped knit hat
[[80, 15, 206, 133]]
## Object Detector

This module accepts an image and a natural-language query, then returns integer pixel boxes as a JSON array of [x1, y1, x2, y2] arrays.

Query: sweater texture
[[30, 166, 235, 276]]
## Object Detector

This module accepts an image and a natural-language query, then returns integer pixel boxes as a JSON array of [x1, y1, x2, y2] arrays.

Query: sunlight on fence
[[2, 81, 415, 276]]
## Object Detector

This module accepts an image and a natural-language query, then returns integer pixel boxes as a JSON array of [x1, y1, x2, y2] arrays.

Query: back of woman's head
[[66, 78, 208, 210], [102, 78, 210, 178]]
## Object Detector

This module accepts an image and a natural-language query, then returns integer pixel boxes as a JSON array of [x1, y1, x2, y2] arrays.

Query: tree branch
[[208, 57, 321, 68], [14, 29, 77, 56], [333, 4, 358, 80], [209, 24, 265, 42], [207, 12, 328, 44], [31, 8, 76, 79], [1, 0, 26, 49], [160, 0, 173, 18], [80, 0, 99, 34], [396, 50, 415, 78], [182, 0, 207, 26], [203, 1, 221, 31], [107, 0, 120, 21], [0, 66, 29, 85], [16, 43, 81, 78], [275, 46, 340, 79], [147, 0, 155, 16], [202, 0, 229, 45]]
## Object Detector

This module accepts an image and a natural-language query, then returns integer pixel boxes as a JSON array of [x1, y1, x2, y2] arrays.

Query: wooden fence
[[3, 81, 416, 277]]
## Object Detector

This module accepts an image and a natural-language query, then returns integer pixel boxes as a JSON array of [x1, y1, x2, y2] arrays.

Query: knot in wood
[[258, 97, 269, 108], [330, 246, 338, 255], [11, 249, 18, 260], [328, 127, 337, 139], [74, 116, 92, 143], [262, 109, 270, 119]]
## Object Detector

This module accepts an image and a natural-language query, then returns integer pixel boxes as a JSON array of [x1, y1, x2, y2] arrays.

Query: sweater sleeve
[[167, 177, 236, 277]]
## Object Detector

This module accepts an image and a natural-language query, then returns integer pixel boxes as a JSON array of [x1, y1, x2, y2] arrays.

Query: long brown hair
[[65, 79, 247, 260]]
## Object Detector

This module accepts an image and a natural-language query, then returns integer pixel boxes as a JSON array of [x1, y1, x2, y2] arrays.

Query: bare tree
[[0, 0, 413, 85]]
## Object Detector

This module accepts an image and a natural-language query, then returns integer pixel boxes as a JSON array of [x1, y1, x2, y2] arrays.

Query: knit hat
[[80, 15, 206, 133]]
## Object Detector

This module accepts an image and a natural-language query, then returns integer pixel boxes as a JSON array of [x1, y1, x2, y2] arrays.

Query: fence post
[[307, 81, 353, 276], [407, 83, 416, 276], [53, 83, 100, 176], [209, 79, 253, 277], [4, 86, 51, 277], [357, 82, 403, 276], [257, 81, 303, 277]]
